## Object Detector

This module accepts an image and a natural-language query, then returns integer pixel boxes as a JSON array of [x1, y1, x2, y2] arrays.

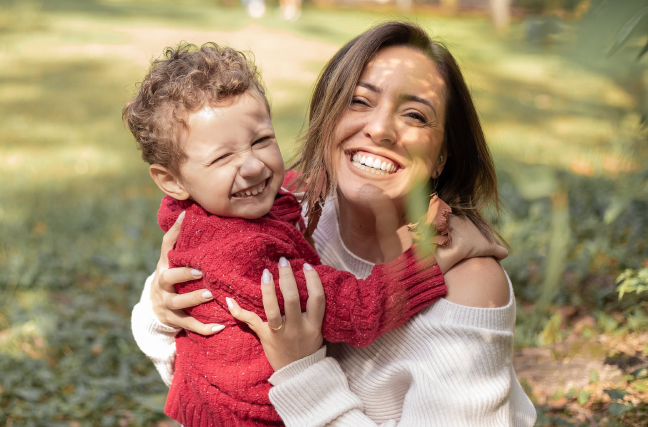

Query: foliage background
[[0, 0, 646, 425]]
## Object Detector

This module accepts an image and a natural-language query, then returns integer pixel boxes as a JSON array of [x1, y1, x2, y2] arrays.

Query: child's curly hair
[[123, 42, 269, 176]]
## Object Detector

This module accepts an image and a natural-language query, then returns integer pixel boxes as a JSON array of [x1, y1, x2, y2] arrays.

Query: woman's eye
[[351, 97, 370, 107], [405, 111, 427, 124]]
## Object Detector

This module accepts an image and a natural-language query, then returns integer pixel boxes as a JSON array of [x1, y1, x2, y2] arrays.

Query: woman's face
[[334, 45, 447, 214]]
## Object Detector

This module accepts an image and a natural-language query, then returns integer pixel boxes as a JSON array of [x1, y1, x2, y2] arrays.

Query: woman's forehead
[[357, 46, 446, 102]]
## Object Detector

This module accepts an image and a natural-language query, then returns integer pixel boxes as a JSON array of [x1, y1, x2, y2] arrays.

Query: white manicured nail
[[226, 297, 233, 309]]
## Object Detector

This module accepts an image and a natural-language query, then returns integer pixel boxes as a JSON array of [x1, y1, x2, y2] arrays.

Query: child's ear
[[149, 164, 190, 200]]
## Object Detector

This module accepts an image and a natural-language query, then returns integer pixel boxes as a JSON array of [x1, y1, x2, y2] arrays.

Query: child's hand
[[150, 211, 226, 335], [435, 215, 508, 274]]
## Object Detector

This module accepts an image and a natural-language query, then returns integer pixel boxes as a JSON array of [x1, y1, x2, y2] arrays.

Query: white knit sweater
[[131, 199, 536, 426]]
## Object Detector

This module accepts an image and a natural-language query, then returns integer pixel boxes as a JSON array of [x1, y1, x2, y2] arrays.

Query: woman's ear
[[149, 164, 190, 200], [434, 147, 448, 179]]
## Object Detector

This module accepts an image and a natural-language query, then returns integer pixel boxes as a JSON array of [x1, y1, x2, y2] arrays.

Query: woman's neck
[[335, 191, 412, 265]]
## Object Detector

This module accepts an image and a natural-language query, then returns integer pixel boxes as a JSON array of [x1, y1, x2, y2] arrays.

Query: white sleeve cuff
[[269, 347, 364, 427], [131, 273, 180, 387]]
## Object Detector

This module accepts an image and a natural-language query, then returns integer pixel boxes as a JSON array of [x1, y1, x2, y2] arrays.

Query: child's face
[[177, 91, 284, 219]]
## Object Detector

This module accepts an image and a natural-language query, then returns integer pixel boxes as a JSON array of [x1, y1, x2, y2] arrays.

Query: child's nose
[[239, 152, 265, 178]]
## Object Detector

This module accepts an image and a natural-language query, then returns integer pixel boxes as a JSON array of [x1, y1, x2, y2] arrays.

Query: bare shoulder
[[443, 257, 510, 308]]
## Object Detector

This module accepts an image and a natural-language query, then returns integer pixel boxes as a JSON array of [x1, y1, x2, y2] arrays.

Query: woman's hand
[[227, 259, 325, 371], [151, 211, 225, 335], [435, 215, 508, 274]]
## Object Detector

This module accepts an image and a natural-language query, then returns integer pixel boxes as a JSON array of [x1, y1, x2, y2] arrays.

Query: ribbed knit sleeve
[[315, 247, 445, 348]]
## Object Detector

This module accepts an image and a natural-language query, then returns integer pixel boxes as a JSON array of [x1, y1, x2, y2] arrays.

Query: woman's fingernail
[[226, 297, 233, 309], [303, 263, 313, 271], [202, 290, 213, 299], [262, 269, 272, 284], [212, 324, 225, 333], [279, 257, 289, 268], [192, 269, 202, 277], [176, 211, 186, 223]]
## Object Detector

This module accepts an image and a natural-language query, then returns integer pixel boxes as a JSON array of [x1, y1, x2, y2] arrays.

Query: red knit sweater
[[160, 190, 446, 427]]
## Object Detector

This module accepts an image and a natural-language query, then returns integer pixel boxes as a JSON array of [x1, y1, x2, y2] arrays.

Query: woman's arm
[[233, 259, 534, 427], [130, 212, 225, 385]]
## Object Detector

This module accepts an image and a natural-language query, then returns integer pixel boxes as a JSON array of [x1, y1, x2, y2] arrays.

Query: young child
[[123, 43, 450, 427]]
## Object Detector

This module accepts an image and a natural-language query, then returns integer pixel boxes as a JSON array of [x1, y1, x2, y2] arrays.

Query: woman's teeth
[[233, 180, 266, 198], [351, 153, 397, 175]]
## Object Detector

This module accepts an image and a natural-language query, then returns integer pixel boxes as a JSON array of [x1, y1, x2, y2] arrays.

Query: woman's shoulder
[[443, 257, 510, 308]]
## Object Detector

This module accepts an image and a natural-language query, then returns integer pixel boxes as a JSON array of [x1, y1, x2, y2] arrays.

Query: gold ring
[[268, 322, 284, 332]]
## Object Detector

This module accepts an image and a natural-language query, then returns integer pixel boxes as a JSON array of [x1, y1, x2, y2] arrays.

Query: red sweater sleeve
[[174, 238, 445, 349], [315, 246, 445, 348], [167, 208, 445, 349]]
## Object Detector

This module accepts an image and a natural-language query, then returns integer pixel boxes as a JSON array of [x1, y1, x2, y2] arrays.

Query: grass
[[0, 0, 646, 425]]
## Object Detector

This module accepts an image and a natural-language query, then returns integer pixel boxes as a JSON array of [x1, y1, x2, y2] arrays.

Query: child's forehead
[[181, 91, 272, 152]]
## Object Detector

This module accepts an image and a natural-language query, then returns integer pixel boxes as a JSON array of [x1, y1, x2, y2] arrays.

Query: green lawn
[[1, 0, 646, 425]]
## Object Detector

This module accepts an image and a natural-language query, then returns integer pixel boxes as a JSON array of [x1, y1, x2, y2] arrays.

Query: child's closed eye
[[210, 153, 231, 165], [252, 136, 273, 147]]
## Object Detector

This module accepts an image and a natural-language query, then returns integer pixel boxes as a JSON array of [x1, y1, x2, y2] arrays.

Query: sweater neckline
[[315, 197, 375, 279]]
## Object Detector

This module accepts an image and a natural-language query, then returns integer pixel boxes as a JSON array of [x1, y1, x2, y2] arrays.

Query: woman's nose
[[239, 152, 265, 178], [363, 107, 397, 146]]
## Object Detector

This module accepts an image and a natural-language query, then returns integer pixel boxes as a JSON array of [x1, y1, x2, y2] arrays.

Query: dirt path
[[55, 23, 338, 87]]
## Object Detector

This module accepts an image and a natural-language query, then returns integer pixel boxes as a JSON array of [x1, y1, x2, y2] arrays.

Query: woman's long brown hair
[[291, 21, 501, 241]]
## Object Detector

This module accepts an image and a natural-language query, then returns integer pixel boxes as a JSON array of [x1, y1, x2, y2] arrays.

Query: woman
[[132, 22, 536, 426]]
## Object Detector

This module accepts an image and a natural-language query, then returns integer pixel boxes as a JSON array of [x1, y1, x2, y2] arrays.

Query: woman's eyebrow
[[357, 81, 381, 93], [399, 94, 437, 118]]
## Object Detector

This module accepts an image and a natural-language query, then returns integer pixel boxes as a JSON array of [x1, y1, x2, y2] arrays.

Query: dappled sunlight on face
[[333, 46, 447, 217]]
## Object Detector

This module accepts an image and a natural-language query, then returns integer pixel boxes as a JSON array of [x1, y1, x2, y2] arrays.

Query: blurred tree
[[490, 0, 512, 32]]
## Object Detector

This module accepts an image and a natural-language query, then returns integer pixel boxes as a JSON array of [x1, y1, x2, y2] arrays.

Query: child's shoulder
[[270, 189, 304, 229]]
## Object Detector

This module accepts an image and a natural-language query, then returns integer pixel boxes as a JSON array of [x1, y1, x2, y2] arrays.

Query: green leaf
[[577, 390, 591, 406], [589, 369, 599, 383], [608, 401, 633, 416], [633, 367, 648, 379], [608, 5, 648, 57], [565, 387, 577, 399], [604, 388, 629, 401], [638, 40, 648, 60], [631, 379, 648, 392]]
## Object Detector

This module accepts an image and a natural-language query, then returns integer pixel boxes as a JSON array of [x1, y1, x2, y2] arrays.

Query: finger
[[161, 211, 185, 258], [158, 267, 202, 292], [169, 312, 225, 335], [226, 297, 265, 333], [260, 269, 283, 330], [165, 288, 214, 310], [303, 264, 325, 328], [277, 257, 302, 321], [493, 244, 509, 260]]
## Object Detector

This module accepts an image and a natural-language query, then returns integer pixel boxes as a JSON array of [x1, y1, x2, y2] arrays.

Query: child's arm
[[313, 247, 445, 348]]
